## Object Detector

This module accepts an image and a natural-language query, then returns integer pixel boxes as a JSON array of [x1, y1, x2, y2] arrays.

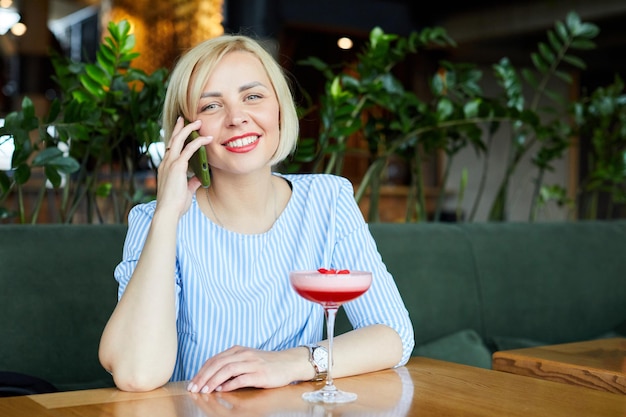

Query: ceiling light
[[10, 21, 25, 36], [337, 37, 353, 50]]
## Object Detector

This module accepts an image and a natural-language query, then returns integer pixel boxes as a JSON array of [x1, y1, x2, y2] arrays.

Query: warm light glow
[[104, 0, 224, 73], [337, 37, 353, 50], [10, 21, 25, 36], [0, 0, 13, 8], [0, 6, 19, 35]]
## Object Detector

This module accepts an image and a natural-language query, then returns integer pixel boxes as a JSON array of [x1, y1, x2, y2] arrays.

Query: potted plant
[[571, 75, 626, 219], [287, 11, 609, 222], [3, 14, 621, 224], [0, 20, 167, 224]]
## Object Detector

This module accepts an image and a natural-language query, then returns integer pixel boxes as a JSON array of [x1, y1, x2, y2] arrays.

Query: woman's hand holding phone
[[156, 118, 213, 217], [185, 124, 211, 188]]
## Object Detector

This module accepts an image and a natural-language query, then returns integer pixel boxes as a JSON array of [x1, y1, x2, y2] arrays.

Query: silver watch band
[[303, 344, 328, 381]]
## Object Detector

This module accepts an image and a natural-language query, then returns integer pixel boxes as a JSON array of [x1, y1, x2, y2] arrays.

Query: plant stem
[[16, 184, 26, 224], [469, 133, 494, 221], [528, 167, 546, 222], [433, 152, 454, 222], [29, 182, 47, 224], [409, 147, 426, 222]]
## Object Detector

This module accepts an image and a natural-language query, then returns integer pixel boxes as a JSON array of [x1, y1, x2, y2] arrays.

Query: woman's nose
[[227, 109, 248, 126]]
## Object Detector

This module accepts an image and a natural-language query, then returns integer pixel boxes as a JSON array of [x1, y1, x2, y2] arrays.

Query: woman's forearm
[[99, 210, 180, 392], [322, 324, 404, 378]]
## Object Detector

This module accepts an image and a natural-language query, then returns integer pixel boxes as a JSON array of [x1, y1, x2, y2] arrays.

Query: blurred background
[[2, 0, 625, 115], [1, 0, 626, 223]]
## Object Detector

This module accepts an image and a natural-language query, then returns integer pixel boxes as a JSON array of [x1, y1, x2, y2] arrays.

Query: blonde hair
[[161, 35, 299, 166]]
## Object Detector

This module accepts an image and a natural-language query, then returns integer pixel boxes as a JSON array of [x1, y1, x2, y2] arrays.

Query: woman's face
[[193, 50, 280, 177]]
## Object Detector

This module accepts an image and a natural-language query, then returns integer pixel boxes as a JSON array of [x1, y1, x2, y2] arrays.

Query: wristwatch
[[303, 344, 328, 381]]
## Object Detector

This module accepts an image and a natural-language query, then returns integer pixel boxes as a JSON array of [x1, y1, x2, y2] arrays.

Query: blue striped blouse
[[114, 173, 415, 381]]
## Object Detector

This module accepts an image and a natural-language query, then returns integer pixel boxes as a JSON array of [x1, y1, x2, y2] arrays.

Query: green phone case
[[185, 130, 211, 188]]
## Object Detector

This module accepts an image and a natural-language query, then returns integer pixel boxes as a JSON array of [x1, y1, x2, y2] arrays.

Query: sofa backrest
[[462, 221, 626, 343], [367, 220, 626, 349], [366, 222, 484, 348], [0, 224, 126, 391]]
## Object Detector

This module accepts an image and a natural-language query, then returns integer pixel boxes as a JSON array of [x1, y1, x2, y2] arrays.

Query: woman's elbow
[[111, 371, 170, 392], [99, 348, 172, 392]]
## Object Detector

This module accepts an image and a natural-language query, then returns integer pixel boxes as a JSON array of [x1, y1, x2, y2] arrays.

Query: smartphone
[[184, 124, 211, 188]]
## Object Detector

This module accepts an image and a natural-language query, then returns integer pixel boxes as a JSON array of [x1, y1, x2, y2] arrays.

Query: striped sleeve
[[330, 177, 415, 366]]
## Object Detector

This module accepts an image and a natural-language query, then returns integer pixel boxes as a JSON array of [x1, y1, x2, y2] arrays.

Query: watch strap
[[303, 344, 328, 381]]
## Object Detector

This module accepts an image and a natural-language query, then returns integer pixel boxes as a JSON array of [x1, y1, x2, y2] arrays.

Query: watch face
[[313, 347, 328, 372]]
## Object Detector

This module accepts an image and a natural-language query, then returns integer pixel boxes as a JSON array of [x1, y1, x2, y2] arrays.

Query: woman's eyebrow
[[200, 81, 268, 99], [239, 81, 266, 92], [200, 91, 221, 98]]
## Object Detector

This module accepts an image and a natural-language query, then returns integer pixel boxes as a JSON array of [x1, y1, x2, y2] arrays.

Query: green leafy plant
[[2, 14, 619, 224], [292, 26, 461, 222], [572, 75, 626, 219], [0, 20, 167, 224], [289, 11, 609, 222], [488, 11, 600, 221]]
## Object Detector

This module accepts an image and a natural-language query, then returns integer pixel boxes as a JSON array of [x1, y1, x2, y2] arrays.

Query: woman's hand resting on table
[[187, 345, 310, 394]]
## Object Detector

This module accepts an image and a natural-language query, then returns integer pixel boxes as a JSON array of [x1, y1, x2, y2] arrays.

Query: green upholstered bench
[[341, 221, 626, 368], [0, 224, 125, 392], [2, 220, 626, 392]]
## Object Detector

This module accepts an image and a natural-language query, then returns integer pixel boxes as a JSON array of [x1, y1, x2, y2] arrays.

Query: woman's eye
[[201, 103, 220, 112], [245, 94, 262, 101]]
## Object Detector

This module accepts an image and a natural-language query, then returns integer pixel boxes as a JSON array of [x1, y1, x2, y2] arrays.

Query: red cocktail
[[289, 269, 372, 404], [290, 271, 371, 306]]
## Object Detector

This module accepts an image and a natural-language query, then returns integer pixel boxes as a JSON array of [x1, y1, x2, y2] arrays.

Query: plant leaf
[[530, 53, 549, 73], [561, 54, 586, 70], [85, 63, 111, 86], [78, 73, 106, 100], [538, 42, 555, 63], [32, 147, 64, 166], [12, 163, 31, 184], [44, 99, 61, 124], [96, 48, 115, 75], [553, 70, 573, 84], [44, 165, 62, 188], [0, 170, 11, 193], [570, 39, 597, 50], [547, 30, 563, 51], [555, 21, 569, 42], [96, 182, 113, 197]]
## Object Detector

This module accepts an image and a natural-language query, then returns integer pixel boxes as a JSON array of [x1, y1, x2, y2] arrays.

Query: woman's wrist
[[288, 346, 317, 383]]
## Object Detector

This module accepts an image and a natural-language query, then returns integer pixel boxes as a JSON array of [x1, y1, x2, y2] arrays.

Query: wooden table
[[492, 337, 626, 395], [2, 356, 626, 416]]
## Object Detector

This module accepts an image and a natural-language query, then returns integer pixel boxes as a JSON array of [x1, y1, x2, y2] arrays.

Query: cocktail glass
[[289, 269, 372, 403]]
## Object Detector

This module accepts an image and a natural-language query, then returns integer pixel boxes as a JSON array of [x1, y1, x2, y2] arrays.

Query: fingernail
[[187, 382, 198, 392], [215, 385, 222, 392], [200, 385, 209, 394]]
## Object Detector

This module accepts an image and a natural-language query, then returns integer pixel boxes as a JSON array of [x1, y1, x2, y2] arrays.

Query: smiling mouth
[[224, 136, 260, 148]]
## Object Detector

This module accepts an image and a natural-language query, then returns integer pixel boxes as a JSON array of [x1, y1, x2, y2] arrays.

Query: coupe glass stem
[[303, 303, 356, 402], [324, 306, 337, 390]]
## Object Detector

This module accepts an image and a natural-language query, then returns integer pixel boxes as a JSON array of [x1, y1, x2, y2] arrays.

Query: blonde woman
[[99, 34, 414, 394]]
